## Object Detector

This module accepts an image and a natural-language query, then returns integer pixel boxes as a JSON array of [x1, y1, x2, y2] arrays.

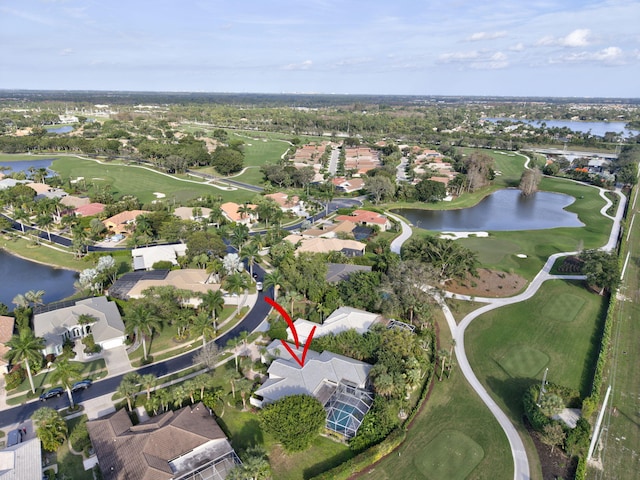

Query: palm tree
[[227, 338, 242, 372], [125, 303, 162, 361], [438, 349, 449, 381], [13, 208, 28, 233], [172, 383, 187, 408], [223, 273, 248, 317], [140, 373, 158, 400], [24, 289, 45, 308], [284, 291, 304, 317], [11, 294, 29, 310], [263, 269, 285, 301], [199, 289, 225, 331], [229, 223, 249, 254], [5, 329, 44, 394], [241, 243, 260, 279], [156, 388, 172, 413], [49, 358, 82, 409], [35, 214, 53, 242], [237, 203, 254, 222], [236, 377, 253, 411], [191, 311, 216, 348], [117, 372, 141, 411]]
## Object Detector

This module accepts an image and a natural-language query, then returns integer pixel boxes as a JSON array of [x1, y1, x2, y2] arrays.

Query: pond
[[45, 125, 74, 134], [392, 189, 584, 232], [482, 117, 639, 138], [0, 159, 54, 175], [0, 249, 78, 309]]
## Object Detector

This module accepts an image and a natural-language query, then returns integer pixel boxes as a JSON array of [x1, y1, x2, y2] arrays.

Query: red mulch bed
[[525, 419, 577, 480], [445, 268, 528, 297]]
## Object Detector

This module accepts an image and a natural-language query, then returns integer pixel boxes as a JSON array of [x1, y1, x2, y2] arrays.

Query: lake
[[392, 189, 584, 232], [0, 249, 78, 309], [45, 125, 74, 134], [482, 118, 639, 138], [0, 159, 54, 175]]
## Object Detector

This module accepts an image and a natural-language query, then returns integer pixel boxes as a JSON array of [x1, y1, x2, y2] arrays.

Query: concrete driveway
[[102, 345, 132, 377]]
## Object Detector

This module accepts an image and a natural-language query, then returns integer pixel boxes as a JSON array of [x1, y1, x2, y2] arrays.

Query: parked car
[[7, 429, 22, 447], [71, 379, 92, 392], [256, 281, 263, 291], [39, 387, 64, 401]]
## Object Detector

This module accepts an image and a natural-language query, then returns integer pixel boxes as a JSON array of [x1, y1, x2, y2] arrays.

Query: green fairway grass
[[498, 345, 549, 378], [467, 280, 607, 421], [416, 430, 484, 480], [50, 156, 254, 204], [540, 293, 585, 322], [373, 318, 513, 480]]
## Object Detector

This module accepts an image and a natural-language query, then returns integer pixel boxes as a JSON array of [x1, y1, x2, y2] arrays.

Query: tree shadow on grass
[[485, 376, 537, 422], [303, 448, 355, 480], [578, 296, 610, 398], [218, 417, 263, 452]]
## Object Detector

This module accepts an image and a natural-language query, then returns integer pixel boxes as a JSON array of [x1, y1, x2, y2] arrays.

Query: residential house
[[102, 210, 150, 235], [264, 192, 306, 216], [25, 182, 67, 200], [335, 209, 392, 232], [60, 195, 91, 210], [300, 220, 356, 239], [0, 438, 42, 480], [33, 297, 126, 355], [220, 202, 257, 226], [287, 307, 382, 345], [132, 244, 188, 271], [173, 206, 213, 222], [283, 235, 366, 257], [74, 202, 106, 217], [343, 147, 381, 174], [252, 340, 374, 438], [331, 177, 365, 193], [0, 179, 29, 190], [325, 263, 372, 283], [0, 315, 15, 374], [87, 402, 241, 480]]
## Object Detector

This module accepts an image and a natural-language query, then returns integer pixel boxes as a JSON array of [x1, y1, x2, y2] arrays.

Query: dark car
[[7, 429, 22, 447], [39, 387, 64, 401], [71, 379, 92, 392]]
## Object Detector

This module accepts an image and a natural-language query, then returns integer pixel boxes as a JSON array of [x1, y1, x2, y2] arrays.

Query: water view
[[45, 125, 74, 134], [393, 189, 584, 232], [0, 249, 77, 308], [483, 118, 639, 138], [0, 159, 54, 175]]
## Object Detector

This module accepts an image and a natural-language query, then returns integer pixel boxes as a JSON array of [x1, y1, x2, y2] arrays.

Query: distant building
[[220, 202, 257, 225], [74, 202, 106, 217], [264, 192, 306, 216], [287, 306, 382, 345], [331, 177, 365, 193], [87, 403, 240, 480], [173, 206, 213, 222], [335, 209, 392, 231], [325, 263, 372, 283]]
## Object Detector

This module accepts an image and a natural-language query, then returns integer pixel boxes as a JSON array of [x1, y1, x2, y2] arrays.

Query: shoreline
[[0, 242, 82, 273]]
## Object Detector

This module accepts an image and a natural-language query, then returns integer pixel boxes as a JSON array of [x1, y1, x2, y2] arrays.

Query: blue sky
[[1, 0, 639, 97]]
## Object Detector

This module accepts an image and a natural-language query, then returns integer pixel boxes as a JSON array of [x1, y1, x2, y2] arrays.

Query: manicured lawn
[[50, 155, 254, 204], [373, 318, 513, 480], [466, 281, 607, 422], [1, 233, 85, 271], [55, 416, 93, 480]]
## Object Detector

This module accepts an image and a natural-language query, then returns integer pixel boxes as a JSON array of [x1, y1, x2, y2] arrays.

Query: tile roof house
[[220, 202, 257, 225], [102, 210, 150, 235], [0, 438, 43, 480], [264, 192, 306, 216], [132, 244, 188, 271], [33, 297, 126, 355], [335, 209, 392, 231], [283, 235, 366, 256], [286, 307, 382, 345], [25, 182, 68, 200], [87, 402, 240, 480], [173, 206, 213, 222], [331, 177, 365, 193], [300, 220, 356, 239], [74, 202, 106, 217], [60, 195, 91, 209], [0, 315, 15, 374]]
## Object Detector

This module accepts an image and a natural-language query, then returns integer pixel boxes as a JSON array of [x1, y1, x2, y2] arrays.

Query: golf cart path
[[388, 169, 626, 480]]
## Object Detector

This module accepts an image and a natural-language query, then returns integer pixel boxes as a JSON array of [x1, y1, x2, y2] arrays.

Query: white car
[[256, 281, 263, 291]]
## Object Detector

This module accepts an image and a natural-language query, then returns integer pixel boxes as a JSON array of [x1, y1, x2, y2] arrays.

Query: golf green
[[498, 345, 549, 378], [415, 430, 484, 480], [540, 294, 586, 322]]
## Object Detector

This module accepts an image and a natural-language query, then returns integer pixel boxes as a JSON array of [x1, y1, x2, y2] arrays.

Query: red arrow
[[265, 297, 316, 367]]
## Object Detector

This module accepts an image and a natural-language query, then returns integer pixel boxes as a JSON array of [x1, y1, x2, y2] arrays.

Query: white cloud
[[466, 31, 507, 42], [560, 29, 591, 47], [550, 46, 626, 65], [509, 43, 525, 52], [282, 60, 313, 70], [537, 29, 592, 48], [59, 48, 73, 56], [438, 50, 508, 69]]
